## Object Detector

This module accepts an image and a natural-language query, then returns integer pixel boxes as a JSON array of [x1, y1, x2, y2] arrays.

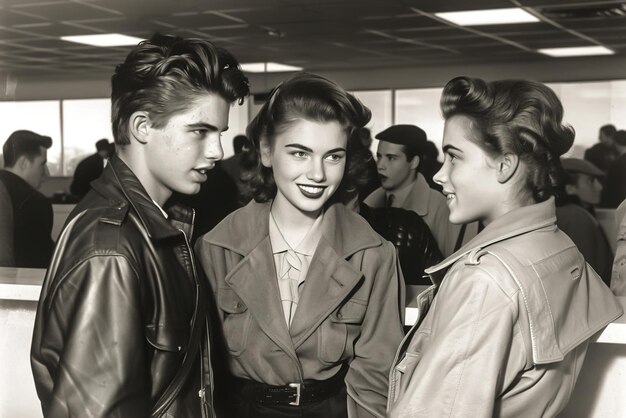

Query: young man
[[584, 123, 618, 173], [364, 124, 475, 258], [0, 130, 54, 267], [31, 34, 249, 418]]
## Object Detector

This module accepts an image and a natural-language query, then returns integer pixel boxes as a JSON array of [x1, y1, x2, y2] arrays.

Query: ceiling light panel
[[435, 8, 540, 26], [240, 62, 303, 73], [538, 46, 615, 57], [61, 33, 144, 47]]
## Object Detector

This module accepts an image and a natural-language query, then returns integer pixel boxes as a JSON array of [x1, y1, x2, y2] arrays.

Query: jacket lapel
[[225, 236, 297, 358], [288, 237, 363, 347]]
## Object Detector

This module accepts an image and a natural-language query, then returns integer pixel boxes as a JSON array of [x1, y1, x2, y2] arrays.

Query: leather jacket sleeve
[[31, 255, 151, 417]]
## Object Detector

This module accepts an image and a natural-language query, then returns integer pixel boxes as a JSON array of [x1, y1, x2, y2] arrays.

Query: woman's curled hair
[[441, 76, 575, 202], [241, 72, 372, 203]]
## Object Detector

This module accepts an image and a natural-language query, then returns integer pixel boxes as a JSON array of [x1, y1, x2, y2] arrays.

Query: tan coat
[[195, 201, 405, 418], [387, 198, 622, 418]]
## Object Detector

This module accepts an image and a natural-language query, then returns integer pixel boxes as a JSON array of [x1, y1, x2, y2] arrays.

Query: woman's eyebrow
[[285, 143, 313, 152], [443, 144, 462, 153]]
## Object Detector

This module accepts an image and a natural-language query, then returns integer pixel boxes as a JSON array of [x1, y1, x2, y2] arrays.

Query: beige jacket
[[196, 201, 405, 417], [387, 198, 622, 418]]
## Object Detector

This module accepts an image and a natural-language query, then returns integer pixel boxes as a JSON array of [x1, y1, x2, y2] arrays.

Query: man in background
[[220, 134, 251, 205], [0, 130, 54, 268], [585, 124, 618, 173], [601, 129, 626, 208], [364, 124, 475, 258], [70, 138, 111, 198]]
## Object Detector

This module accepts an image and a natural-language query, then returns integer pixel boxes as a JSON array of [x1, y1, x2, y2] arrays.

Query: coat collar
[[207, 200, 383, 258], [207, 200, 384, 357], [90, 154, 194, 240], [425, 197, 557, 280], [365, 173, 432, 216]]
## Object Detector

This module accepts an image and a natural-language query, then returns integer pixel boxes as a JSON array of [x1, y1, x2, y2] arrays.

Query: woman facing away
[[195, 73, 405, 418], [387, 76, 622, 418]]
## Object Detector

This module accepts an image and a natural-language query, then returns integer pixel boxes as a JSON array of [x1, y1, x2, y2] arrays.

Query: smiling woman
[[194, 72, 405, 418], [387, 76, 622, 418]]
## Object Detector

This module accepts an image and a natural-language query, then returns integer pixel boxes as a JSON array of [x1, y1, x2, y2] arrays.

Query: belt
[[229, 365, 348, 406]]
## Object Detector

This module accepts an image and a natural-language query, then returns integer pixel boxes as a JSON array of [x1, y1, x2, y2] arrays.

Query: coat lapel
[[288, 237, 363, 347], [225, 237, 297, 358]]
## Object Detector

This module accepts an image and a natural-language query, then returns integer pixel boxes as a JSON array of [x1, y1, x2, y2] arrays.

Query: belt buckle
[[288, 382, 301, 406]]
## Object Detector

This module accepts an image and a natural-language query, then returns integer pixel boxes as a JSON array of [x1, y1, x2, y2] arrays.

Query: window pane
[[0, 100, 62, 175], [351, 90, 392, 154], [62, 99, 113, 176], [395, 88, 445, 156]]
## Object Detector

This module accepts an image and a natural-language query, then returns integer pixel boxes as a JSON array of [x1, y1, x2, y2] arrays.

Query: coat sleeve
[[31, 255, 150, 418], [346, 241, 406, 418], [0, 180, 15, 266], [388, 265, 524, 418]]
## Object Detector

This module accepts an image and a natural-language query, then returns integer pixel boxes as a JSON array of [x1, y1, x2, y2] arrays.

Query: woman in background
[[387, 76, 622, 417], [195, 73, 404, 417]]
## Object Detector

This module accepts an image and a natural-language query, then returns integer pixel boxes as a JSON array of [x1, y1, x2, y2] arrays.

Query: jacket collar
[[426, 197, 557, 279], [90, 154, 194, 240], [207, 200, 383, 258], [207, 200, 383, 365], [365, 173, 432, 216], [402, 173, 432, 216]]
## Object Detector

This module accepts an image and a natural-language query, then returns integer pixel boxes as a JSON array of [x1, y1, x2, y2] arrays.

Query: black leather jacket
[[360, 204, 442, 285], [31, 155, 215, 418]]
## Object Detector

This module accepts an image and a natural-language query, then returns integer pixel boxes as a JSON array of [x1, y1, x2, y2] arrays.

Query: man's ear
[[565, 184, 577, 195], [495, 152, 520, 184], [409, 155, 420, 171], [14, 155, 30, 173], [260, 137, 272, 168], [128, 111, 150, 145]]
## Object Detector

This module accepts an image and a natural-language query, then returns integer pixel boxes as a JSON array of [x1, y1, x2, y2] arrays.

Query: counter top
[[0, 267, 45, 301], [2, 268, 625, 344]]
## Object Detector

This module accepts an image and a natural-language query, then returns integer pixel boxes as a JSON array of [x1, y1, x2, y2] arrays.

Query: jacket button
[[235, 302, 242, 309], [337, 313, 343, 319]]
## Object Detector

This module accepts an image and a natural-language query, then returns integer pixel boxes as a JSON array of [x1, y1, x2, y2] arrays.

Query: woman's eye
[[326, 153, 344, 162], [291, 151, 308, 158], [447, 153, 457, 163]]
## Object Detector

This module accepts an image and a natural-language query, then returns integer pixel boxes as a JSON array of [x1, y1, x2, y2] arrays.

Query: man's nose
[[205, 135, 224, 161]]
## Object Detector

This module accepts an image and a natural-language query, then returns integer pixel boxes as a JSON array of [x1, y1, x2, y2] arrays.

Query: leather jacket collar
[[90, 154, 194, 240], [426, 197, 556, 278]]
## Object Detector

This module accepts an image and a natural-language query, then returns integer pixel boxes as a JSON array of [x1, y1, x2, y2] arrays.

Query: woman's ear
[[128, 111, 150, 145], [495, 152, 520, 184], [260, 137, 272, 168]]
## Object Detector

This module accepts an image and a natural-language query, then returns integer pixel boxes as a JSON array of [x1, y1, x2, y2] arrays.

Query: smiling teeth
[[446, 194, 455, 200], [300, 185, 324, 193]]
